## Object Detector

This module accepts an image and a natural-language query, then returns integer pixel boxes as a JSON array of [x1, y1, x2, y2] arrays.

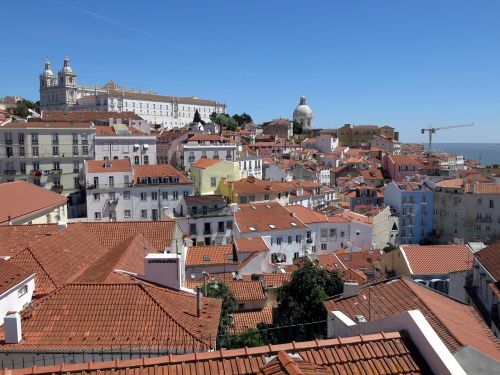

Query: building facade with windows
[[182, 135, 238, 171], [39, 57, 226, 129], [0, 121, 95, 197], [237, 155, 263, 180], [84, 159, 194, 221]]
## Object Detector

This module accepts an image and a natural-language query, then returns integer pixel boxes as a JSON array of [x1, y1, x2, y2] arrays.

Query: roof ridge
[[138, 284, 210, 349], [13, 247, 59, 292]]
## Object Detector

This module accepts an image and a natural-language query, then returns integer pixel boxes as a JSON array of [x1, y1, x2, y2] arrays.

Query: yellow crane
[[421, 123, 474, 152]]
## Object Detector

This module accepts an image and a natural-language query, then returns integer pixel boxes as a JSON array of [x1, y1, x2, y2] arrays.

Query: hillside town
[[0, 55, 499, 375]]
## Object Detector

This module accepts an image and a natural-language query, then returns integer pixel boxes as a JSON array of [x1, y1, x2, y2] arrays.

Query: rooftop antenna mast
[[420, 123, 474, 153]]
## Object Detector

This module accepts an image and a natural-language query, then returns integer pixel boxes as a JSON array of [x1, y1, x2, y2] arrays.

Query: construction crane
[[421, 123, 474, 152]]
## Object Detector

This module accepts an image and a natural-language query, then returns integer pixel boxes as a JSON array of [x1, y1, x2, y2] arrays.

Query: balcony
[[30, 170, 42, 177], [204, 229, 212, 235], [3, 169, 16, 175], [31, 140, 38, 145], [51, 169, 62, 175], [51, 185, 63, 194], [5, 140, 13, 145], [189, 207, 232, 218]]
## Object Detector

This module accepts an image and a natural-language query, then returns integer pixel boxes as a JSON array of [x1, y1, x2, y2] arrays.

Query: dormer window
[[269, 224, 276, 229], [140, 177, 148, 184], [249, 226, 256, 231], [203, 255, 210, 262]]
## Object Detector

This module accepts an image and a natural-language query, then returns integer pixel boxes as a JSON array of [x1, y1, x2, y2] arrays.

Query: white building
[[85, 159, 194, 221], [94, 124, 156, 165], [237, 155, 263, 179], [182, 134, 238, 171], [302, 135, 338, 153], [39, 57, 226, 129], [292, 95, 313, 129]]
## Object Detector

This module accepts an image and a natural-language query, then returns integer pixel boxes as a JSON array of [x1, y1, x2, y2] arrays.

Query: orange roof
[[188, 134, 231, 142], [435, 178, 464, 189], [229, 177, 292, 195], [133, 164, 191, 184], [476, 241, 500, 280], [400, 244, 473, 275], [191, 158, 224, 168], [0, 181, 67, 225], [0, 259, 34, 295], [0, 224, 58, 258], [3, 331, 428, 375], [41, 111, 143, 122], [86, 159, 132, 173], [388, 155, 419, 165], [2, 121, 94, 128], [10, 223, 110, 296], [234, 237, 269, 253], [186, 245, 236, 267], [286, 205, 328, 223], [472, 182, 500, 195], [342, 210, 372, 224], [260, 273, 292, 287], [235, 202, 307, 234], [360, 168, 384, 180], [227, 280, 266, 301], [325, 277, 500, 360], [95, 125, 145, 135], [231, 306, 273, 334], [0, 283, 221, 351]]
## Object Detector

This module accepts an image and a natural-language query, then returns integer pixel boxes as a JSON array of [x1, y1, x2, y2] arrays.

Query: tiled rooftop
[[0, 283, 221, 352], [86, 159, 132, 173], [0, 224, 58, 258], [325, 277, 500, 360], [234, 237, 269, 253], [400, 245, 473, 275], [231, 306, 273, 334], [1, 332, 429, 375], [0, 259, 34, 295], [475, 241, 500, 280], [227, 280, 266, 302], [186, 245, 237, 267], [0, 181, 67, 225], [133, 164, 191, 184], [191, 158, 224, 168]]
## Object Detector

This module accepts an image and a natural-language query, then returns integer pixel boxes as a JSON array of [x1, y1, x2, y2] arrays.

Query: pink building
[[384, 154, 419, 182]]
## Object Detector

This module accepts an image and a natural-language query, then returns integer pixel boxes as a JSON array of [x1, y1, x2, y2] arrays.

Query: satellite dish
[[190, 273, 196, 279]]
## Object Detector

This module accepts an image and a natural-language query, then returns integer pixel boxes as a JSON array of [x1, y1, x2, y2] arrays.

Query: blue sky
[[1, 0, 499, 143]]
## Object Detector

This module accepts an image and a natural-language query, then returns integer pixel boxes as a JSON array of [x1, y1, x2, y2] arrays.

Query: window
[[340, 231, 345, 238], [93, 193, 100, 201], [172, 191, 179, 200], [53, 161, 60, 170], [124, 210, 131, 218], [123, 191, 130, 200], [320, 229, 328, 240], [141, 210, 148, 219], [210, 177, 217, 187], [33, 162, 40, 171], [52, 133, 59, 145], [190, 223, 197, 235], [218, 221, 225, 233], [490, 200, 495, 208], [134, 156, 140, 164], [18, 285, 28, 297], [20, 162, 26, 174], [276, 237, 282, 245], [109, 176, 114, 187], [162, 191, 168, 200], [144, 155, 149, 165], [227, 220, 233, 230], [32, 146, 39, 156], [329, 229, 337, 238], [264, 194, 270, 200], [240, 196, 247, 204], [73, 161, 79, 173], [321, 243, 327, 251], [72, 133, 78, 145], [19, 147, 25, 157], [140, 192, 147, 201], [18, 133, 25, 145], [95, 212, 101, 220], [73, 146, 78, 156], [31, 133, 38, 145], [152, 192, 158, 201], [294, 252, 299, 259], [288, 236, 292, 244], [82, 146, 89, 156], [82, 133, 88, 145], [204, 223, 211, 235], [296, 234, 302, 243], [183, 190, 189, 197]]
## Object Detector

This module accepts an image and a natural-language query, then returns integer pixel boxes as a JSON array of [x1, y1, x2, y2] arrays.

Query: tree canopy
[[192, 109, 206, 124], [292, 120, 303, 135], [232, 113, 253, 127], [13, 99, 40, 118], [273, 261, 343, 339], [214, 113, 237, 131]]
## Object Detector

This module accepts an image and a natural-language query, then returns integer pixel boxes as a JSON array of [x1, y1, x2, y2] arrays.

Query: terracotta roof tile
[[1, 121, 94, 128], [188, 134, 231, 142], [475, 241, 500, 280], [235, 202, 307, 234], [191, 158, 224, 168], [4, 331, 429, 374], [0, 283, 221, 351], [325, 277, 500, 360], [286, 205, 329, 224], [95, 125, 145, 135], [86, 159, 132, 173], [186, 245, 237, 267], [41, 111, 143, 122], [0, 224, 57, 258], [133, 164, 191, 184], [227, 280, 266, 302], [235, 237, 269, 253], [0, 181, 67, 225], [400, 245, 473, 275], [0, 259, 34, 295]]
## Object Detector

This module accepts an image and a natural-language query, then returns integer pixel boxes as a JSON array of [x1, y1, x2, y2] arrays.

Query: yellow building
[[191, 158, 241, 195]]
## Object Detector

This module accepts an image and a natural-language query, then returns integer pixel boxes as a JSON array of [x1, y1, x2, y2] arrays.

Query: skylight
[[249, 226, 256, 231], [291, 222, 297, 227], [203, 255, 211, 261], [268, 224, 276, 229]]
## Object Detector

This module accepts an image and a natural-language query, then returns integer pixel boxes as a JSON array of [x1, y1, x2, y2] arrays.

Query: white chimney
[[4, 312, 22, 343], [57, 220, 67, 231], [343, 281, 359, 298], [142, 253, 182, 290]]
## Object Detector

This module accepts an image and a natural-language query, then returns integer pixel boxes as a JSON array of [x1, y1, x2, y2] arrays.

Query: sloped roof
[[3, 332, 429, 375], [234, 237, 269, 253], [231, 306, 273, 334], [400, 245, 473, 275], [86, 159, 132, 173], [324, 277, 500, 360], [186, 245, 236, 267], [191, 158, 224, 168], [227, 280, 266, 302], [475, 241, 500, 280], [0, 283, 221, 351], [41, 110, 143, 122], [0, 224, 58, 258], [133, 164, 191, 184], [0, 259, 34, 296], [286, 204, 328, 223], [0, 181, 67, 225]]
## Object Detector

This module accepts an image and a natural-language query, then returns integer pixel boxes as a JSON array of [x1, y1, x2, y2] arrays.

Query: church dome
[[62, 56, 73, 74], [293, 96, 313, 117], [42, 61, 54, 77]]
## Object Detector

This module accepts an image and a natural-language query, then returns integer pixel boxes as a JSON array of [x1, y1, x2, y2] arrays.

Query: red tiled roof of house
[[342, 210, 372, 224], [231, 306, 273, 334], [227, 280, 266, 302], [1, 121, 94, 128], [10, 224, 110, 297], [471, 182, 500, 195], [186, 245, 236, 267], [343, 268, 368, 285], [133, 164, 191, 184], [0, 259, 34, 295], [286, 205, 328, 223], [0, 224, 58, 258], [234, 237, 269, 253], [86, 159, 132, 173], [41, 110, 143, 122], [325, 277, 500, 360], [0, 283, 221, 352], [229, 177, 292, 195], [235, 202, 307, 234], [76, 233, 152, 283], [314, 254, 347, 273], [78, 221, 176, 252], [475, 241, 500, 280], [335, 249, 381, 273], [388, 155, 419, 164], [188, 134, 231, 142], [400, 245, 473, 275], [95, 125, 145, 135], [191, 158, 224, 168], [361, 168, 384, 181], [435, 178, 464, 188], [4, 331, 428, 375], [0, 181, 67, 225], [261, 273, 292, 288]]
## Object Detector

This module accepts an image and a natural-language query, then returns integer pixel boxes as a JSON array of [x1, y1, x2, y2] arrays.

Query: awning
[[143, 144, 149, 149], [133, 144, 140, 148]]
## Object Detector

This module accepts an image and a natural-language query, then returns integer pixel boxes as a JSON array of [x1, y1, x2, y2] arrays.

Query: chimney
[[57, 220, 67, 231], [343, 281, 359, 298], [4, 312, 22, 343], [196, 288, 201, 317], [142, 253, 182, 290]]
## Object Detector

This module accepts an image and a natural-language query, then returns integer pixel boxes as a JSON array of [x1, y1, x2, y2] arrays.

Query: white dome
[[294, 104, 313, 117], [43, 68, 54, 77], [62, 65, 73, 73]]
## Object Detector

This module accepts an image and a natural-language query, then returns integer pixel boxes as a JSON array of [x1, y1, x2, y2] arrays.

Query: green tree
[[232, 113, 253, 127], [273, 261, 343, 340], [202, 280, 236, 347], [193, 109, 205, 124], [209, 111, 218, 123], [215, 113, 237, 131], [225, 328, 264, 349], [13, 99, 40, 118], [292, 120, 303, 135]]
